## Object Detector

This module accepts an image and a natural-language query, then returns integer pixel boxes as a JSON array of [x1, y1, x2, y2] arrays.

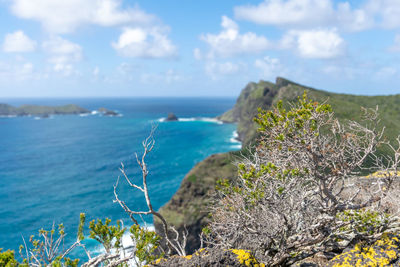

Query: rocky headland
[[155, 77, 400, 262]]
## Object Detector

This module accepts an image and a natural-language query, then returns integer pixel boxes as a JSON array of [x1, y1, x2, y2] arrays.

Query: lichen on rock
[[328, 233, 400, 267]]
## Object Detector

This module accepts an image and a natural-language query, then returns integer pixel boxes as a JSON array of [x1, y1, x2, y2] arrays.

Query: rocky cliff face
[[156, 77, 400, 254], [155, 152, 238, 253]]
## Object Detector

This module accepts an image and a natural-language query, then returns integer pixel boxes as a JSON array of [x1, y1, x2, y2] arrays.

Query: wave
[[0, 115, 17, 118], [157, 117, 223, 124], [86, 224, 155, 257], [230, 131, 240, 143], [229, 131, 242, 150], [230, 144, 242, 150]]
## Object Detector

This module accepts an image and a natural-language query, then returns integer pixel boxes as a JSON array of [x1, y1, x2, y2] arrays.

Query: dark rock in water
[[98, 107, 119, 116], [165, 113, 178, 121], [40, 114, 50, 118]]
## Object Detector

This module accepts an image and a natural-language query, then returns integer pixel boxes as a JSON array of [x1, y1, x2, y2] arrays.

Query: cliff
[[155, 152, 238, 253], [156, 77, 400, 254]]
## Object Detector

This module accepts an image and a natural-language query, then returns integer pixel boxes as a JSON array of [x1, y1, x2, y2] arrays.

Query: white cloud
[[10, 0, 155, 33], [193, 48, 203, 60], [0, 61, 39, 81], [234, 0, 334, 27], [112, 27, 177, 59], [42, 36, 82, 76], [3, 30, 37, 52], [336, 2, 373, 32], [205, 61, 243, 80], [364, 0, 400, 29], [93, 66, 100, 76], [234, 0, 372, 32], [389, 34, 400, 52], [283, 29, 345, 59], [373, 67, 397, 80], [198, 16, 270, 58], [254, 56, 286, 79], [141, 69, 184, 84], [322, 65, 362, 79]]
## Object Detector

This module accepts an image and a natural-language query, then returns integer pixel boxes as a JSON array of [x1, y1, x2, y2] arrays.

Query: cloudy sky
[[1, 0, 400, 97]]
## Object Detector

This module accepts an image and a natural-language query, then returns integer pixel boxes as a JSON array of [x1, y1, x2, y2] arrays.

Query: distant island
[[98, 107, 119, 117], [0, 103, 89, 117], [0, 104, 122, 118]]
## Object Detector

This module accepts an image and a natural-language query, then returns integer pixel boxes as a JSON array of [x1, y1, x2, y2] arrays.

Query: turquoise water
[[0, 98, 239, 258]]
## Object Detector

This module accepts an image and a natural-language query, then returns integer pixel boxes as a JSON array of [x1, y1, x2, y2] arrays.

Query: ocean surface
[[0, 97, 240, 260]]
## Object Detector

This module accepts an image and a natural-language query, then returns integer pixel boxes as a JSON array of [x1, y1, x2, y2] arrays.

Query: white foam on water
[[229, 131, 242, 149], [0, 115, 17, 118], [178, 117, 196, 122], [230, 144, 242, 150], [91, 110, 99, 115], [156, 116, 223, 124], [86, 224, 156, 266], [198, 117, 223, 124], [79, 113, 89, 117]]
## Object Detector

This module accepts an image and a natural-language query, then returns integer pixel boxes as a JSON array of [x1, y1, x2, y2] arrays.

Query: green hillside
[[158, 77, 400, 253], [219, 77, 400, 146]]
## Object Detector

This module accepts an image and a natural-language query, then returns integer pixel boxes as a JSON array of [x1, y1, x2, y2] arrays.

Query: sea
[[0, 97, 240, 261]]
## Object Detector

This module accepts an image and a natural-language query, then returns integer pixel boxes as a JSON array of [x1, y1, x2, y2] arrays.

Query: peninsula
[[0, 103, 90, 117]]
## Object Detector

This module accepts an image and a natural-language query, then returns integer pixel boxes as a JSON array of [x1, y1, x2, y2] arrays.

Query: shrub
[[209, 92, 400, 266]]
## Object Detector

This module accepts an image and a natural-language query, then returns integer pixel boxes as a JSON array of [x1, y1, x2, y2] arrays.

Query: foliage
[[0, 249, 19, 267], [89, 218, 125, 254], [130, 225, 162, 267], [18, 222, 82, 267], [209, 92, 400, 266]]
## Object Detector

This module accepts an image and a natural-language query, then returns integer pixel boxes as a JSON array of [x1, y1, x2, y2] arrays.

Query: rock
[[155, 153, 238, 254], [40, 114, 50, 119], [327, 234, 400, 266], [152, 248, 264, 267], [165, 113, 178, 121], [98, 107, 119, 116]]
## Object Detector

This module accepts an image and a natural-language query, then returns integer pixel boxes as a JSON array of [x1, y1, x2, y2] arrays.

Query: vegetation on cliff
[[2, 77, 400, 266], [158, 77, 400, 257], [219, 77, 400, 146]]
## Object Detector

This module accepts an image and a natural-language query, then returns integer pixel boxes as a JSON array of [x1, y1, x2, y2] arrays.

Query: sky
[[1, 0, 400, 97]]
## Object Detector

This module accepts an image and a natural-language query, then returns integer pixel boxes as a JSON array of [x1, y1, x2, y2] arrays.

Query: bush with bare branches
[[208, 93, 400, 266], [9, 127, 187, 267]]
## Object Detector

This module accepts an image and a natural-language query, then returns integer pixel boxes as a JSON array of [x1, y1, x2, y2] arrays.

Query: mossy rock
[[328, 234, 400, 266]]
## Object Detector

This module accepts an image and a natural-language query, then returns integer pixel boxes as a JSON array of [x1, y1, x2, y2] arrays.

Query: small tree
[[209, 92, 400, 265], [113, 126, 187, 259]]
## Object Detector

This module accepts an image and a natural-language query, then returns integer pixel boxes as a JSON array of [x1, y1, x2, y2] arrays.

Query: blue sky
[[1, 0, 400, 97]]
